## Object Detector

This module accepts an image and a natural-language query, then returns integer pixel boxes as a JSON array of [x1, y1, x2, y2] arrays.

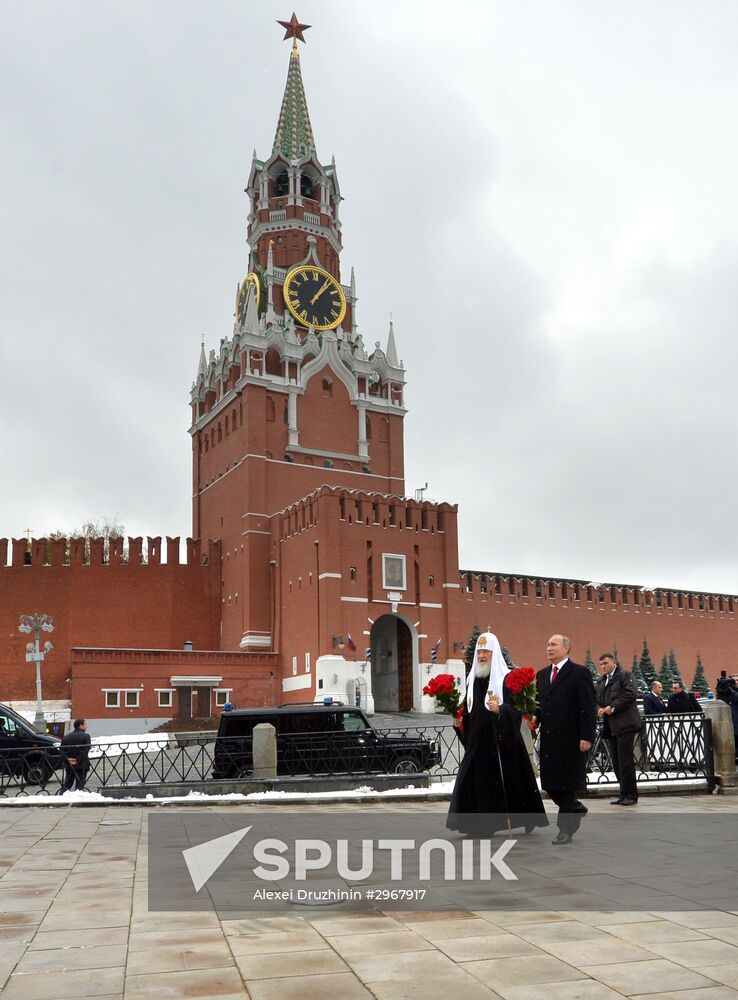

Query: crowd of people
[[447, 631, 736, 846]]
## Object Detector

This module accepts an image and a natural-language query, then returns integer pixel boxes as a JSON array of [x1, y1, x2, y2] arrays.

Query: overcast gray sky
[[3, 1, 738, 593]]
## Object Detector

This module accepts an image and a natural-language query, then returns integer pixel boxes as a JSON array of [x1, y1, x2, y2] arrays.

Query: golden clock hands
[[309, 278, 332, 306]]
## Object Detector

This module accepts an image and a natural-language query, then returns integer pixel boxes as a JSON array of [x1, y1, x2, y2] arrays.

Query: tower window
[[300, 173, 315, 198], [275, 171, 289, 197], [322, 376, 333, 396]]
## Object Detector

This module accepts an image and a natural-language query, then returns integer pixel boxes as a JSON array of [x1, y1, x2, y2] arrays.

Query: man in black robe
[[447, 631, 547, 837], [535, 634, 596, 845]]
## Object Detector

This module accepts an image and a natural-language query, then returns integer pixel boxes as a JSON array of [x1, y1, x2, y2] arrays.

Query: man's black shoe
[[610, 797, 624, 805], [552, 831, 573, 845], [573, 802, 588, 815], [618, 797, 638, 806]]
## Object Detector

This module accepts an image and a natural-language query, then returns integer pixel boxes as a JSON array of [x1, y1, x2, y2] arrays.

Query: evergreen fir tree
[[639, 639, 657, 688], [584, 649, 598, 684], [630, 653, 645, 690], [464, 625, 481, 677], [613, 647, 623, 670], [658, 653, 673, 689], [691, 653, 709, 696], [501, 646, 515, 668], [668, 648, 683, 686]]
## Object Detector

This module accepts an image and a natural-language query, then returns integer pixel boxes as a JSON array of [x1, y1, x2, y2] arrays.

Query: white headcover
[[465, 631, 509, 712]]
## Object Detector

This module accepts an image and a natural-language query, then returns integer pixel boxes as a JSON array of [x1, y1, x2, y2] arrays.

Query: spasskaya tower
[[189, 14, 410, 655]]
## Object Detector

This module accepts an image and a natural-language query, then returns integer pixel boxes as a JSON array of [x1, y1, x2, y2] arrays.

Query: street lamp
[[18, 613, 54, 733]]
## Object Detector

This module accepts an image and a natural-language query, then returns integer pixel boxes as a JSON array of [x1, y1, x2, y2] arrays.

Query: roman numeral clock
[[283, 265, 347, 331]]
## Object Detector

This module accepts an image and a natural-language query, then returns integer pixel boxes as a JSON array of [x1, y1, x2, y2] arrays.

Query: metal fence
[[0, 714, 714, 797]]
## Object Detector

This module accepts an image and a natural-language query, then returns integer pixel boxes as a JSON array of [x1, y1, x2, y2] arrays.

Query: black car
[[212, 705, 441, 780], [0, 703, 63, 786]]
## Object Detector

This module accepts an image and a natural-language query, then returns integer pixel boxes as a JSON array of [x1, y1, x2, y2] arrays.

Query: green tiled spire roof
[[273, 46, 315, 160]]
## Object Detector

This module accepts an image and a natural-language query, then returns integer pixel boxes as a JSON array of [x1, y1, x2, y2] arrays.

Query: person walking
[[667, 681, 703, 714], [58, 719, 91, 792], [643, 680, 668, 715], [535, 634, 596, 845], [447, 631, 548, 837], [596, 653, 643, 806]]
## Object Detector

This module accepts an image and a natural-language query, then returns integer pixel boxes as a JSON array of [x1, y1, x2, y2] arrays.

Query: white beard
[[475, 659, 491, 678]]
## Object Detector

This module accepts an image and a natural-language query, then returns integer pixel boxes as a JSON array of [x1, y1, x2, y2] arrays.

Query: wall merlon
[[0, 536, 212, 568]]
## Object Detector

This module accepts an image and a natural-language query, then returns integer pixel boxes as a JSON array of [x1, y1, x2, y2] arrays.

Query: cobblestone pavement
[[2, 797, 738, 999]]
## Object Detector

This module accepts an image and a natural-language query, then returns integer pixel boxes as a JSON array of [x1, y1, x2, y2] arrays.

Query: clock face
[[236, 272, 261, 325], [283, 265, 347, 331]]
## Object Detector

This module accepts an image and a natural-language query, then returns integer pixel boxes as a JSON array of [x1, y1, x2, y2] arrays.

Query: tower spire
[[273, 14, 315, 160], [386, 317, 399, 367]]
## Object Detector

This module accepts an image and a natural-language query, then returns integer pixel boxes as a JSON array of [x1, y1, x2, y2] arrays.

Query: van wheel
[[392, 755, 421, 774], [23, 757, 51, 786]]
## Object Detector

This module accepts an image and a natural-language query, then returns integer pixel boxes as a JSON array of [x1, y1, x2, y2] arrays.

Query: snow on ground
[[88, 733, 170, 758], [0, 777, 712, 807]]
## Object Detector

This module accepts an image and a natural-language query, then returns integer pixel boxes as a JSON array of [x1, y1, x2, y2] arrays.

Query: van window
[[280, 712, 335, 734], [340, 712, 369, 732], [0, 714, 20, 738]]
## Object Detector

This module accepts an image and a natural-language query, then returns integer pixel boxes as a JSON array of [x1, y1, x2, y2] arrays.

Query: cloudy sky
[[3, 1, 738, 593]]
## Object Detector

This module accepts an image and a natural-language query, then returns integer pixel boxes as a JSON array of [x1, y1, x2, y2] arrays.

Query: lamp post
[[18, 613, 54, 733]]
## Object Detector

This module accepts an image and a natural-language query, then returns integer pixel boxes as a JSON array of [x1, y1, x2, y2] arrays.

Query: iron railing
[[0, 714, 715, 796]]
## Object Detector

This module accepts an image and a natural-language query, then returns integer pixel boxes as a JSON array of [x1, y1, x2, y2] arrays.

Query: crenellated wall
[[0, 536, 222, 701], [458, 570, 738, 681]]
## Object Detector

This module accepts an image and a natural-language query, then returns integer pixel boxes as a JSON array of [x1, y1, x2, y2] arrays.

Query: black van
[[0, 703, 63, 786], [212, 705, 441, 780]]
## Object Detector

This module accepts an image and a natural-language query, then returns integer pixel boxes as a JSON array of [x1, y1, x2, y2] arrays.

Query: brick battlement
[[459, 569, 738, 616], [278, 485, 457, 540], [0, 537, 221, 568]]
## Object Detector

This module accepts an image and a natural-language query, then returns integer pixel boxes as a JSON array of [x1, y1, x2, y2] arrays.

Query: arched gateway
[[369, 614, 416, 713]]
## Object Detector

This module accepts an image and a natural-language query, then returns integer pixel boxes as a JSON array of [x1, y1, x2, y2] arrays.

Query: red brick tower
[[190, 24, 409, 657]]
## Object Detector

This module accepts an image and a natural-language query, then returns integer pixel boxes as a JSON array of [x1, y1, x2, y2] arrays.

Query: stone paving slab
[[0, 799, 737, 999]]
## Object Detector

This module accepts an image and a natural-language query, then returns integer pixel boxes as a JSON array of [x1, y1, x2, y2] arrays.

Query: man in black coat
[[643, 680, 668, 715], [59, 719, 91, 792], [667, 682, 703, 715], [536, 635, 597, 845], [596, 654, 643, 806]]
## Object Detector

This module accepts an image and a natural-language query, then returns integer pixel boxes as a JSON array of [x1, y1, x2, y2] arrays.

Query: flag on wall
[[346, 633, 357, 651], [430, 637, 441, 662]]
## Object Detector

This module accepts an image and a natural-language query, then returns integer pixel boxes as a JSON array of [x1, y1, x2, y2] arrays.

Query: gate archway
[[369, 614, 416, 713]]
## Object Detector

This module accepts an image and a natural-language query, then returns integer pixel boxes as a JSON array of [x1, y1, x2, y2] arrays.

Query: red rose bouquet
[[423, 673, 461, 717], [504, 666, 538, 730]]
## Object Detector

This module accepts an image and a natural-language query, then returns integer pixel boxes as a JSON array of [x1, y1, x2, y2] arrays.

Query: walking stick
[[488, 693, 513, 839]]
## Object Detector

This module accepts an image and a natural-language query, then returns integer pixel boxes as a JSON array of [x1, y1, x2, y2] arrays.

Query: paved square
[[1, 797, 737, 998]]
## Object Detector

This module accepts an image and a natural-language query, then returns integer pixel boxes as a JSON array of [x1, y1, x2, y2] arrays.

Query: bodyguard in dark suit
[[596, 654, 643, 805], [643, 681, 668, 715], [536, 635, 597, 844]]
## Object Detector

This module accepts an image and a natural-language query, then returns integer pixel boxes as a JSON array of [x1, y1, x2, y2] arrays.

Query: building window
[[275, 170, 289, 196], [535, 582, 542, 599], [125, 690, 140, 708], [549, 582, 556, 599], [428, 574, 434, 588], [157, 690, 173, 708], [215, 689, 231, 708], [322, 376, 333, 396], [105, 690, 120, 709], [292, 656, 298, 676], [350, 566, 357, 581], [382, 553, 407, 591], [522, 579, 529, 597], [480, 575, 488, 594], [300, 172, 315, 198], [305, 652, 311, 674]]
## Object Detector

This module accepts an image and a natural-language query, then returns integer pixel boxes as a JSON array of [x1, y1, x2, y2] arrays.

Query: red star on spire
[[277, 13, 311, 44]]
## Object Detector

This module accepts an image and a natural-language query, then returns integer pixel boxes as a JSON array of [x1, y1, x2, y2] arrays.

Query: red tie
[[551, 664, 559, 682]]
